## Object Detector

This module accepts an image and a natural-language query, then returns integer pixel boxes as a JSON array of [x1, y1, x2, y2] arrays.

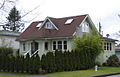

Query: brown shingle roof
[[16, 14, 87, 41]]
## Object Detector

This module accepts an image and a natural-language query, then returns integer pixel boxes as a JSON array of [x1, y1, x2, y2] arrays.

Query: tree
[[3, 6, 24, 32], [55, 50, 63, 72], [25, 53, 30, 73], [73, 34, 102, 69], [34, 54, 41, 73], [41, 54, 46, 71]]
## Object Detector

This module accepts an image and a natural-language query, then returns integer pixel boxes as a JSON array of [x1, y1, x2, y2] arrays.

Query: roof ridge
[[54, 14, 88, 19]]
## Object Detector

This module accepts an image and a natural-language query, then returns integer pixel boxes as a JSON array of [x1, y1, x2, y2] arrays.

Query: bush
[[103, 55, 120, 67]]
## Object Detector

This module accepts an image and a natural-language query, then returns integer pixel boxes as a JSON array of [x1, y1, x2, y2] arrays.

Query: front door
[[31, 41, 38, 54]]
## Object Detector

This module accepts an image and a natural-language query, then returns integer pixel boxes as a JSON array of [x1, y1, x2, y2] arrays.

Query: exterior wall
[[0, 35, 19, 51], [19, 38, 73, 58]]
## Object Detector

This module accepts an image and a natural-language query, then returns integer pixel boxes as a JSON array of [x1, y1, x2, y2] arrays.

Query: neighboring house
[[16, 14, 117, 64], [115, 44, 120, 60], [0, 30, 20, 53]]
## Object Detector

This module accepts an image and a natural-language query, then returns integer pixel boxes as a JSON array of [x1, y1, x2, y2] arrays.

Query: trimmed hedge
[[41, 49, 98, 73], [0, 53, 40, 74]]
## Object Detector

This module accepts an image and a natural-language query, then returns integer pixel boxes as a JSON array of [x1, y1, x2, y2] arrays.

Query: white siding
[[0, 36, 19, 50]]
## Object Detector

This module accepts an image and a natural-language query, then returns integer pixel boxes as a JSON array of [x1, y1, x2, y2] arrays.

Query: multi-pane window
[[104, 42, 112, 51], [52, 41, 67, 50], [45, 42, 48, 50], [82, 23, 89, 33], [58, 41, 62, 50], [23, 43, 26, 51], [45, 22, 52, 29]]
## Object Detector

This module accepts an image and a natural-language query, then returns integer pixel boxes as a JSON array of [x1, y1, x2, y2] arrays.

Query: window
[[107, 43, 109, 50], [82, 23, 89, 33], [58, 41, 62, 50], [45, 22, 52, 29], [104, 42, 112, 51], [64, 41, 67, 50], [23, 43, 26, 51], [53, 41, 56, 50], [45, 42, 48, 50], [65, 19, 74, 24], [110, 43, 112, 51], [36, 23, 42, 28], [76, 26, 80, 30], [104, 42, 106, 50], [52, 40, 67, 50]]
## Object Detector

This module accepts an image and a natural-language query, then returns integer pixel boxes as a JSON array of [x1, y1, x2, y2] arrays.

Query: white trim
[[39, 17, 59, 30], [48, 18, 59, 30], [73, 31, 76, 36], [52, 40, 68, 51]]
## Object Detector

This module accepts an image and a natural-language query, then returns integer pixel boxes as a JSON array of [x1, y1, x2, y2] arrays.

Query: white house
[[0, 30, 20, 53], [16, 14, 117, 64]]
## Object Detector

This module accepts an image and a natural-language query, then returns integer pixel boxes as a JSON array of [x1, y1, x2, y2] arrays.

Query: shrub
[[103, 55, 120, 67], [0, 47, 13, 55]]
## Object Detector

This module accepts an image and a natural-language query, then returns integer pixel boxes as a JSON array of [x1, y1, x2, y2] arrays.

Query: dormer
[[39, 17, 59, 30]]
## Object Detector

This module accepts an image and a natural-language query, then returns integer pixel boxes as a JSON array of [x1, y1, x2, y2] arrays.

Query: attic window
[[36, 23, 42, 28], [45, 22, 53, 29], [65, 19, 73, 24]]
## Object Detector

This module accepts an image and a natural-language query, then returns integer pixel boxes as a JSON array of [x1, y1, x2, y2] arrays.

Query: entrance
[[31, 41, 39, 54]]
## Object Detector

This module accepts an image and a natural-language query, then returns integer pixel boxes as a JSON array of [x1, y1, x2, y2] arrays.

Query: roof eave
[[17, 36, 73, 41]]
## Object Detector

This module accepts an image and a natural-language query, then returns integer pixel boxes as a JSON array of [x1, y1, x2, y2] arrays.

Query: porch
[[20, 39, 72, 57]]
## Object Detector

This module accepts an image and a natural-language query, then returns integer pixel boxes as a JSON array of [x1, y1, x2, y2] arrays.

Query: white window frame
[[104, 42, 112, 51], [82, 22, 89, 33], [52, 40, 67, 51], [58, 41, 62, 50]]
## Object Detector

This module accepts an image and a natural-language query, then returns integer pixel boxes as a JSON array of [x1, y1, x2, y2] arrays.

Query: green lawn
[[44, 67, 120, 77], [0, 67, 120, 77]]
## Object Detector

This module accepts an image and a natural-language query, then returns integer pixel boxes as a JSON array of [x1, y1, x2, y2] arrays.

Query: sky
[[6, 0, 120, 39]]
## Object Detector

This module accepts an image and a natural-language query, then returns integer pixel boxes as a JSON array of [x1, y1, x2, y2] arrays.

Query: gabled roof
[[16, 14, 88, 41]]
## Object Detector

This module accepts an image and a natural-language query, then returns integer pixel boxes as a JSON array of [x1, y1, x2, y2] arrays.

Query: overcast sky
[[16, 0, 120, 39]]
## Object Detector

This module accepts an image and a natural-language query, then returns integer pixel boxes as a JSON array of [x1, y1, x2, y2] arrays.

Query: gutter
[[17, 36, 73, 41]]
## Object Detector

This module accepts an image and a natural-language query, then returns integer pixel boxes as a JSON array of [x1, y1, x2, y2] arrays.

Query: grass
[[44, 67, 120, 77], [0, 67, 120, 77]]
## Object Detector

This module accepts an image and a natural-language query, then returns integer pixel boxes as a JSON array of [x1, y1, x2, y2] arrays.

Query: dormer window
[[45, 22, 52, 29]]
